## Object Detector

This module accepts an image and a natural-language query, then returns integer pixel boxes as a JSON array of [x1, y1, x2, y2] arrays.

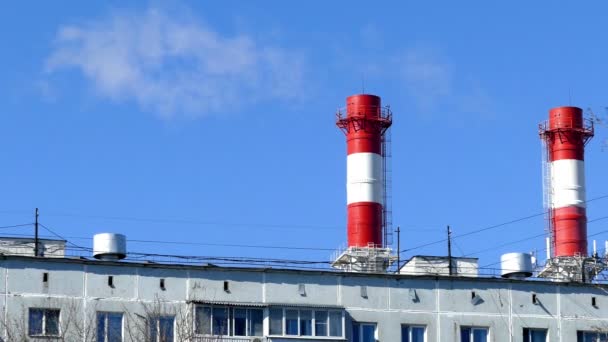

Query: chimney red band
[[337, 94, 391, 248], [541, 106, 593, 257]]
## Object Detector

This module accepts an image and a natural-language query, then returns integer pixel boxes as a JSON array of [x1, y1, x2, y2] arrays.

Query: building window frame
[[194, 305, 264, 337], [401, 324, 426, 342], [149, 315, 175, 342], [460, 326, 489, 342], [523, 327, 547, 342], [97, 311, 124, 342], [268, 307, 344, 338], [352, 321, 377, 342], [28, 308, 61, 337], [577, 330, 608, 342]]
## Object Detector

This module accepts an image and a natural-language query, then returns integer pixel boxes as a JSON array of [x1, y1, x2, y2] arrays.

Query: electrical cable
[[1, 231, 337, 252], [91, 237, 335, 252], [40, 212, 343, 231], [36, 222, 335, 269], [39, 223, 92, 252], [0, 223, 33, 229], [3, 199, 606, 274], [400, 193, 608, 254], [19, 210, 608, 272], [465, 214, 608, 258]]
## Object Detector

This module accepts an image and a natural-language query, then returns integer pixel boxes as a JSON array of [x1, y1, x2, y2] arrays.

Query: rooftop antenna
[[361, 74, 366, 94], [396, 226, 401, 271], [34, 208, 39, 257], [447, 225, 453, 276]]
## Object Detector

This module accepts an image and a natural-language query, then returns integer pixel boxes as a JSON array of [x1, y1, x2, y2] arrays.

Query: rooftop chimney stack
[[332, 94, 395, 272], [540, 106, 593, 257], [336, 94, 392, 248]]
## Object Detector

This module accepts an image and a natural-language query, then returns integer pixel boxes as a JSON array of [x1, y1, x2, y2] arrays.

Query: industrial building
[[1, 95, 607, 342]]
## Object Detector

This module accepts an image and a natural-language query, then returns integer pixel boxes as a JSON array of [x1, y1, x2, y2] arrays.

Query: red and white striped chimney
[[336, 94, 392, 248], [541, 106, 594, 257]]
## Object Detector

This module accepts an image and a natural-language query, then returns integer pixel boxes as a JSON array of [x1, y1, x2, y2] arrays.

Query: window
[[523, 328, 547, 342], [300, 310, 312, 336], [329, 311, 343, 337], [28, 308, 60, 337], [461, 326, 488, 342], [234, 309, 247, 336], [149, 316, 174, 342], [286, 309, 299, 335], [577, 331, 608, 342], [352, 322, 377, 342], [267, 308, 344, 337], [97, 312, 123, 342], [402, 325, 425, 342], [248, 308, 263, 336], [270, 308, 283, 335], [315, 311, 328, 336], [195, 307, 211, 334], [212, 307, 229, 335], [194, 305, 263, 337]]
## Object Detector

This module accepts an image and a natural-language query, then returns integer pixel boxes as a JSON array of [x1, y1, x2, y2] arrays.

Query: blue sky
[[1, 1, 608, 272]]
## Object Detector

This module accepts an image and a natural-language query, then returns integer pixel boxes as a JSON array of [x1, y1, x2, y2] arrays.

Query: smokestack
[[336, 94, 392, 248], [540, 106, 594, 257]]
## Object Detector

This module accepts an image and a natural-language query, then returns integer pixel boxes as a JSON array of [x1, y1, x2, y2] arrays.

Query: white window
[[461, 326, 488, 342], [149, 316, 174, 342], [270, 308, 283, 335], [268, 307, 344, 338], [235, 308, 263, 336], [300, 310, 313, 336], [286, 309, 299, 335], [194, 305, 263, 337], [212, 307, 229, 335], [524, 328, 547, 342], [28, 308, 60, 337], [97, 312, 123, 342], [352, 322, 377, 342], [329, 311, 343, 337], [577, 331, 608, 342], [402, 325, 425, 342]]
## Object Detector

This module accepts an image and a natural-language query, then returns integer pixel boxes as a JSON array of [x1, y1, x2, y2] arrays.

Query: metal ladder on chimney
[[382, 128, 393, 249]]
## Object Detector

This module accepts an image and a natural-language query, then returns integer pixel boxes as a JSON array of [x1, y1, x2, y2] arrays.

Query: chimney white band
[[347, 152, 383, 205], [550, 159, 586, 209]]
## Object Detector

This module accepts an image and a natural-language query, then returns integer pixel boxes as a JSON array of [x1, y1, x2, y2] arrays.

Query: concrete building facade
[[2, 250, 608, 342]]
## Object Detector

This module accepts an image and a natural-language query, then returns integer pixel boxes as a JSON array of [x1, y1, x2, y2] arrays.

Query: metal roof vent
[[501, 252, 533, 279], [93, 233, 127, 260]]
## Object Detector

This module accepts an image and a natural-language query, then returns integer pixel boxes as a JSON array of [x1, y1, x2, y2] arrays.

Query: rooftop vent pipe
[[501, 252, 533, 279], [93, 233, 127, 260]]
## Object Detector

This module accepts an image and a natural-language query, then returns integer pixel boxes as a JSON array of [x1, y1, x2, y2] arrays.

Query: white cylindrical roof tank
[[501, 252, 533, 278], [93, 233, 127, 260]]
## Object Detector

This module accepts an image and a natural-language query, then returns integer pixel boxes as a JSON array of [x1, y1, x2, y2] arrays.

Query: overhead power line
[[465, 213, 608, 257], [0, 223, 33, 229], [39, 223, 91, 252], [60, 235, 336, 252], [480, 224, 608, 270], [400, 194, 608, 254], [40, 212, 343, 231], [32, 224, 336, 252]]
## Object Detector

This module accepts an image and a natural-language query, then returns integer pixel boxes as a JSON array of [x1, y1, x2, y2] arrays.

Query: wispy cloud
[[398, 47, 494, 118], [400, 48, 453, 110], [45, 8, 305, 118]]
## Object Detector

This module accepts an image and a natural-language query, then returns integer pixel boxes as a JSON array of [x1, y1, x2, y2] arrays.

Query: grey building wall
[[1, 255, 608, 341]]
